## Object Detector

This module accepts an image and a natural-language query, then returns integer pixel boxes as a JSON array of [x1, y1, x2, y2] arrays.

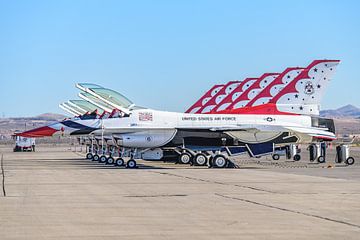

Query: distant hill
[[34, 113, 67, 121], [0, 113, 67, 139], [320, 104, 360, 118], [8, 113, 67, 121]]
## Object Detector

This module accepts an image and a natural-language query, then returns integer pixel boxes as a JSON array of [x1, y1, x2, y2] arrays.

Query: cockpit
[[59, 83, 145, 120]]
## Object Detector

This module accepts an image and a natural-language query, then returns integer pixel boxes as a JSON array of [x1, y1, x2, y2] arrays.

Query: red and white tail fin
[[219, 60, 340, 115], [210, 78, 258, 112], [197, 80, 242, 113], [222, 73, 280, 111], [271, 60, 340, 115], [248, 67, 305, 107], [185, 84, 224, 113]]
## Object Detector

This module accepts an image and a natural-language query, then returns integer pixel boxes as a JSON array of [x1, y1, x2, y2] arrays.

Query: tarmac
[[0, 144, 360, 239]]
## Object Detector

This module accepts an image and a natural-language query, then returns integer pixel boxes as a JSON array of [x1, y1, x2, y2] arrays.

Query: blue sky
[[0, 0, 359, 117]]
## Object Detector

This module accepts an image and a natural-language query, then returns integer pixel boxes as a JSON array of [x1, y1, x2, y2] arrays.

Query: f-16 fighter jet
[[18, 59, 340, 168]]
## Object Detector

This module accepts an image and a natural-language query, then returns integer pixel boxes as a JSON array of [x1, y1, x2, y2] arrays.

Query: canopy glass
[[68, 100, 99, 112]]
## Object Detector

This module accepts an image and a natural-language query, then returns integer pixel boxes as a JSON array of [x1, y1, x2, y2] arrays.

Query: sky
[[0, 0, 359, 117]]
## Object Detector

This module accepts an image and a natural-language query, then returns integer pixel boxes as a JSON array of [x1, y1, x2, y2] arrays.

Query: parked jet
[[17, 59, 340, 168]]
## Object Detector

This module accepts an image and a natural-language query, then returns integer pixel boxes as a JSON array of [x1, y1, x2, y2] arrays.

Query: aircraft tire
[[106, 157, 114, 165], [317, 156, 325, 163], [194, 153, 208, 166], [126, 159, 137, 169], [272, 154, 280, 161], [86, 153, 93, 160], [293, 154, 301, 161], [93, 154, 100, 161], [179, 152, 192, 164], [100, 155, 107, 163], [345, 157, 355, 165], [115, 158, 125, 167], [213, 155, 227, 168]]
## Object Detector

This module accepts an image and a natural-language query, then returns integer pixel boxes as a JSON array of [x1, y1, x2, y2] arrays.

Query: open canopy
[[68, 100, 100, 113], [90, 88, 133, 108], [59, 103, 83, 116], [78, 92, 114, 113], [76, 83, 145, 114], [76, 83, 103, 91]]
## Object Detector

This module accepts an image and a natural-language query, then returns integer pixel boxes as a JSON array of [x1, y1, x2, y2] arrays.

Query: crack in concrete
[[150, 170, 360, 229], [150, 171, 278, 194], [215, 193, 360, 229], [124, 194, 188, 198], [1, 154, 6, 197]]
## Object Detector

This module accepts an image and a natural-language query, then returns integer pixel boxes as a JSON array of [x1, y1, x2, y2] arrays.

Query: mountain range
[[320, 104, 360, 118]]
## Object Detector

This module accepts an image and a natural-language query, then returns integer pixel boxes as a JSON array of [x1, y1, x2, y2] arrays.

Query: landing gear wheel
[[93, 154, 99, 161], [293, 154, 301, 161], [106, 157, 114, 165], [99, 155, 107, 163], [86, 153, 93, 160], [179, 152, 192, 164], [126, 159, 137, 168], [194, 153, 208, 166], [213, 155, 228, 168], [272, 154, 280, 161], [317, 156, 325, 163], [115, 158, 125, 167], [345, 157, 355, 165]]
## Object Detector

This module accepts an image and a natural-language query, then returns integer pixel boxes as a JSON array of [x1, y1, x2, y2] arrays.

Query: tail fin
[[197, 80, 242, 113], [271, 60, 340, 115], [217, 60, 340, 115], [248, 67, 305, 107], [210, 78, 258, 112], [223, 73, 279, 111], [185, 84, 224, 113]]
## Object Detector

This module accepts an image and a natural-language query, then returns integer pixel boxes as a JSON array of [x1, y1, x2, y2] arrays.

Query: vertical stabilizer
[[211, 78, 258, 112], [197, 80, 242, 113], [271, 60, 340, 115], [186, 84, 224, 113], [224, 73, 279, 110], [248, 67, 304, 107]]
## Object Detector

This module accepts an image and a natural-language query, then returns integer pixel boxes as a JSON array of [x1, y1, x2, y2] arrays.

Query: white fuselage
[[99, 109, 311, 132], [81, 109, 315, 148]]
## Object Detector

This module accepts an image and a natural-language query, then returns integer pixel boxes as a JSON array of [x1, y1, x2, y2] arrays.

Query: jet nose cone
[[17, 126, 59, 137]]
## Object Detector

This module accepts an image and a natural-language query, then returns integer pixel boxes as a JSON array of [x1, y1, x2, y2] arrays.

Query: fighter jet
[[18, 59, 339, 168]]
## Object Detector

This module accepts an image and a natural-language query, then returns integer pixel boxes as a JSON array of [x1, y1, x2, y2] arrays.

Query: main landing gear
[[193, 153, 208, 166], [210, 154, 228, 168], [179, 152, 192, 164], [177, 150, 230, 168]]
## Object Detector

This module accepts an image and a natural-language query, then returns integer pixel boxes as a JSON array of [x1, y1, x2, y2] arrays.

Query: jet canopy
[[78, 92, 115, 113], [76, 83, 144, 114], [88, 87, 134, 109], [76, 83, 103, 91], [68, 100, 101, 113]]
